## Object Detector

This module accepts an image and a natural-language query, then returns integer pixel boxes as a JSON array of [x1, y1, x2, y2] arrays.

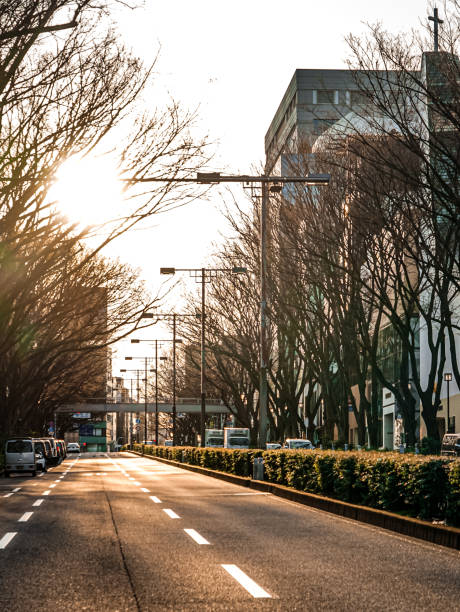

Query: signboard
[[73, 413, 91, 419]]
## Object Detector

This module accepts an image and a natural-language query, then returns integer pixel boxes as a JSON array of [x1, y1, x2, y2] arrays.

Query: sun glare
[[49, 156, 124, 229]]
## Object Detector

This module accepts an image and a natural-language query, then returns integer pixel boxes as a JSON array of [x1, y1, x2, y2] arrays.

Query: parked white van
[[4, 438, 41, 477]]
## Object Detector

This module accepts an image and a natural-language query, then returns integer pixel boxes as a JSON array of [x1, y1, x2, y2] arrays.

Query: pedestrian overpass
[[57, 398, 230, 415]]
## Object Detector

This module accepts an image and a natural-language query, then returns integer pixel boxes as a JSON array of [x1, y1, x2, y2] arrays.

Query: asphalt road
[[0, 452, 459, 612]]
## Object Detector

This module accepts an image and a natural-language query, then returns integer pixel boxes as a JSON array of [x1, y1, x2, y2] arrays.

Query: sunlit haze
[[50, 156, 124, 230]]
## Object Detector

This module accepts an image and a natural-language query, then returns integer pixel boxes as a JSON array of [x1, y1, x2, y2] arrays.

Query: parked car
[[266, 443, 282, 450], [43, 437, 58, 465], [67, 442, 80, 454], [34, 438, 53, 465], [283, 438, 315, 450], [59, 440, 67, 458], [4, 438, 41, 477], [55, 440, 66, 460], [441, 433, 460, 457], [32, 440, 48, 472]]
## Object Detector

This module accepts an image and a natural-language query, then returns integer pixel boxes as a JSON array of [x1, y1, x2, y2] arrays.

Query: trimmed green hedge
[[131, 445, 460, 527]]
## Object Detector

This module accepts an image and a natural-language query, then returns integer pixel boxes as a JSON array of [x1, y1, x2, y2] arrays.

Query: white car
[[266, 443, 282, 450], [283, 438, 315, 450], [67, 442, 80, 453]]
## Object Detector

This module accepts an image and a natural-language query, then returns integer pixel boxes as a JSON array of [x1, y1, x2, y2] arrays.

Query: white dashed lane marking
[[150, 496, 162, 503], [32, 499, 44, 507], [221, 565, 271, 599], [18, 512, 33, 522], [43, 490, 51, 496], [3, 493, 14, 498], [184, 529, 210, 545], [0, 532, 17, 549], [140, 488, 150, 493], [12, 488, 21, 493], [163, 509, 180, 519]]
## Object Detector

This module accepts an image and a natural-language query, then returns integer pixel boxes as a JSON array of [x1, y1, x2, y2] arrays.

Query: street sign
[[135, 418, 141, 424], [73, 412, 91, 419]]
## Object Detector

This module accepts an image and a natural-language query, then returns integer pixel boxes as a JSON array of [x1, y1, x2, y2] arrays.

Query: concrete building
[[265, 57, 460, 447]]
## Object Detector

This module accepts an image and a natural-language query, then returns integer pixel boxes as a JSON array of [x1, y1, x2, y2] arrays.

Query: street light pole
[[172, 313, 177, 446], [445, 372, 452, 433], [259, 180, 269, 447], [144, 356, 148, 443], [160, 266, 247, 447], [201, 268, 206, 449], [127, 171, 329, 448]]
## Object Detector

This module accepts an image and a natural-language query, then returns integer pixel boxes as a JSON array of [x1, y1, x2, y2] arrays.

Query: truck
[[205, 429, 224, 447], [224, 427, 250, 449]]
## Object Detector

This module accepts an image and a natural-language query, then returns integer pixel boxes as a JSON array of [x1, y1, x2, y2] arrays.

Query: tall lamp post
[[124, 357, 154, 443], [160, 266, 247, 447], [444, 372, 452, 433], [120, 369, 145, 443], [131, 339, 169, 444], [125, 171, 330, 447], [141, 312, 198, 445]]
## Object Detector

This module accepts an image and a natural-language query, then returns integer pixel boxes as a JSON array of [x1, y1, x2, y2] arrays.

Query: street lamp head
[[141, 313, 154, 319], [160, 356, 168, 360], [444, 372, 452, 381], [232, 266, 247, 274], [120, 369, 127, 372], [131, 339, 140, 343], [160, 267, 176, 275]]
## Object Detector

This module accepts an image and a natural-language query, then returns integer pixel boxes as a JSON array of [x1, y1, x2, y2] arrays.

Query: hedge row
[[132, 445, 460, 526]]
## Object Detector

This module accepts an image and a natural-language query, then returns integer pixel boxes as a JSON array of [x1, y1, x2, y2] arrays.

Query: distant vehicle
[[205, 429, 224, 448], [283, 438, 315, 450], [4, 439, 40, 477], [266, 443, 282, 450], [67, 442, 80, 454], [164, 440, 173, 447], [441, 433, 460, 457], [224, 428, 250, 449]]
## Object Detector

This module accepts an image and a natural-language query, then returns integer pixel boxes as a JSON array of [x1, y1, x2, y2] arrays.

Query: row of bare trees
[[176, 4, 460, 446], [0, 1, 209, 435]]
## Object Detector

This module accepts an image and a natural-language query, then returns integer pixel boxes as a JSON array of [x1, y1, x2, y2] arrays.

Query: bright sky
[[51, 0, 433, 364]]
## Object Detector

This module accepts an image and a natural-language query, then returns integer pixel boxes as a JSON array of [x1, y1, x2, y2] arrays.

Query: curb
[[128, 451, 460, 550]]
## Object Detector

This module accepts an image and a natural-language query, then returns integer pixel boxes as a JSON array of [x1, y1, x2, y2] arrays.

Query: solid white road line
[[163, 509, 180, 519], [184, 529, 210, 545], [43, 490, 51, 496], [149, 496, 162, 503], [18, 512, 33, 522], [0, 532, 17, 549], [3, 493, 14, 498], [12, 488, 21, 492], [140, 488, 150, 493], [32, 499, 44, 507], [221, 565, 271, 599]]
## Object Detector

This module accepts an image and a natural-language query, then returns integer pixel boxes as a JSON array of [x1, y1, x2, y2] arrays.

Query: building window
[[94, 428, 102, 436], [316, 90, 338, 104], [313, 118, 337, 135], [350, 90, 370, 106]]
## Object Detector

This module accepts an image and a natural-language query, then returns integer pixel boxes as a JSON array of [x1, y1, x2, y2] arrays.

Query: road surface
[[0, 452, 459, 611]]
